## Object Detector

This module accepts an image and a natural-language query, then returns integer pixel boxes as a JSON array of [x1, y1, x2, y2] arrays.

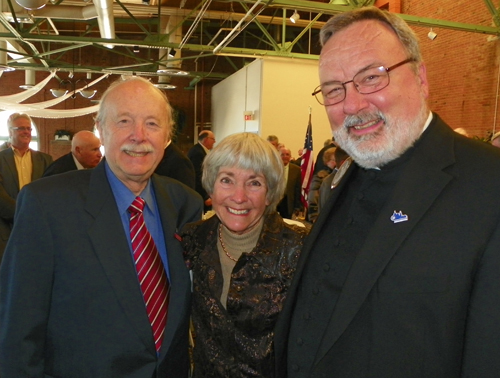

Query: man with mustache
[[275, 7, 500, 378], [0, 77, 203, 378]]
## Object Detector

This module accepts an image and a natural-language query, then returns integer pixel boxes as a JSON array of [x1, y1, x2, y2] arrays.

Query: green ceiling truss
[[0, 0, 498, 81]]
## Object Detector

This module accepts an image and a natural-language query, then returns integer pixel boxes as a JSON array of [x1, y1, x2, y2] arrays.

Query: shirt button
[[334, 238, 340, 247], [323, 263, 330, 272], [312, 287, 319, 295], [296, 338, 304, 346], [303, 312, 311, 320], [292, 364, 300, 372]]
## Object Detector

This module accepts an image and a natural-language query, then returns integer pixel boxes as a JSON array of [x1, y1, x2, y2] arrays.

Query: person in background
[[181, 132, 308, 377], [306, 146, 337, 223], [0, 77, 203, 378], [276, 146, 302, 219], [317, 146, 350, 213], [188, 130, 216, 211], [275, 7, 500, 378], [266, 134, 280, 150], [291, 148, 303, 166], [43, 130, 102, 177], [0, 112, 52, 259], [491, 130, 500, 148], [454, 127, 470, 137], [155, 140, 196, 189], [312, 137, 336, 175]]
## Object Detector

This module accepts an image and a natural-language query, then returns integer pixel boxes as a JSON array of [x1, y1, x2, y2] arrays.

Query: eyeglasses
[[10, 127, 32, 132], [312, 58, 415, 106]]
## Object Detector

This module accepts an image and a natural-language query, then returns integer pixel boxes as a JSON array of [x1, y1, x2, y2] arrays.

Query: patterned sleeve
[[180, 221, 201, 270]]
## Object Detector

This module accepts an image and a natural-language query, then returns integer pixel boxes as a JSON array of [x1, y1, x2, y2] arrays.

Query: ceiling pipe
[[92, 0, 115, 49], [20, 69, 35, 88]]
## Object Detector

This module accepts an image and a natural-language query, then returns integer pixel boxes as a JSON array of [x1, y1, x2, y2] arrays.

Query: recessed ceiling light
[[154, 83, 177, 90], [157, 68, 189, 76]]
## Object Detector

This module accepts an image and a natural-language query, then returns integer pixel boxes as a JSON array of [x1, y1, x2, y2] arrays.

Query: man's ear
[[96, 123, 105, 144], [417, 63, 429, 99]]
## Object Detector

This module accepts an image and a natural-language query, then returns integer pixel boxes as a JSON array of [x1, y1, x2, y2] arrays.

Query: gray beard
[[333, 107, 428, 169]]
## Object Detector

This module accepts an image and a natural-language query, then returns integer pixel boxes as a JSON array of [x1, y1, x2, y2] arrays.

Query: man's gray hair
[[320, 6, 423, 65], [7, 113, 32, 129], [202, 132, 285, 213]]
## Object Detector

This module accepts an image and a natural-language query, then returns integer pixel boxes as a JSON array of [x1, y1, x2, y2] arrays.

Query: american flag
[[300, 112, 314, 208]]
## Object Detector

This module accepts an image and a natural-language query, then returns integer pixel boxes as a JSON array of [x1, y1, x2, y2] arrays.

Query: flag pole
[[300, 107, 315, 211]]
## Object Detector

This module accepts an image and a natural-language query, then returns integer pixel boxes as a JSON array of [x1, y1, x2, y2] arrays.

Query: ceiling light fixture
[[157, 68, 189, 76], [14, 0, 46, 10], [50, 79, 97, 99], [168, 49, 176, 58], [133, 46, 140, 53], [428, 28, 437, 40], [290, 10, 300, 24], [154, 83, 177, 90]]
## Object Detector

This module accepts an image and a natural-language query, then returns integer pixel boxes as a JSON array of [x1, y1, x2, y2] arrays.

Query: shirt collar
[[199, 141, 210, 154], [104, 161, 155, 215], [72, 153, 85, 170]]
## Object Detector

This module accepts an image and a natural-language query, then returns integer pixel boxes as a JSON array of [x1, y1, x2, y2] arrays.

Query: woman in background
[[181, 132, 308, 377]]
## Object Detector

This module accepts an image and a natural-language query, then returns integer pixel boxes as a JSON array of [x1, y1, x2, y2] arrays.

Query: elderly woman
[[181, 132, 308, 377]]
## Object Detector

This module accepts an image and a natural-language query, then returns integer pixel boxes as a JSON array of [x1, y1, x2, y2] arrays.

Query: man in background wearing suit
[[275, 7, 500, 378], [0, 77, 203, 377], [43, 130, 102, 177], [276, 146, 302, 219], [155, 141, 195, 189], [188, 130, 215, 211], [0, 112, 52, 259]]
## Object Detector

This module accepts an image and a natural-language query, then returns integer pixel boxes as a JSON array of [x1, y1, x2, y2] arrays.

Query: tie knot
[[129, 196, 145, 215]]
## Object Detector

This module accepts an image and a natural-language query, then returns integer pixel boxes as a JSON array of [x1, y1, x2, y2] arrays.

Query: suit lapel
[[274, 160, 357, 372], [313, 116, 457, 364], [1, 150, 20, 194], [31, 151, 45, 180], [85, 163, 155, 353]]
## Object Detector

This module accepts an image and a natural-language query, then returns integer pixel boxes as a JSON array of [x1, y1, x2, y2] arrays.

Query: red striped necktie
[[128, 196, 169, 352]]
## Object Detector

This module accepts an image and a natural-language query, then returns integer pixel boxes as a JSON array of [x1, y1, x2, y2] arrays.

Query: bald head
[[71, 130, 102, 169]]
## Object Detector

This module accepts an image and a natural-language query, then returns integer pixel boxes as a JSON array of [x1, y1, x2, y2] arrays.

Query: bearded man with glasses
[[275, 6, 500, 378], [0, 112, 52, 260]]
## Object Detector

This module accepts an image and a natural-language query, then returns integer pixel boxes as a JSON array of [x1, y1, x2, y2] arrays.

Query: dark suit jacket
[[275, 114, 500, 378], [0, 161, 203, 378], [155, 143, 195, 189], [42, 152, 78, 177], [187, 143, 209, 206], [279, 163, 302, 219], [0, 148, 52, 259]]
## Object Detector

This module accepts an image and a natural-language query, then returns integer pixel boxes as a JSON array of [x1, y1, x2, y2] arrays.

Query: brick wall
[[404, 0, 499, 139]]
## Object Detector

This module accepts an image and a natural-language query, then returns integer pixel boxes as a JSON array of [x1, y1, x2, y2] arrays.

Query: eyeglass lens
[[313, 58, 413, 106]]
